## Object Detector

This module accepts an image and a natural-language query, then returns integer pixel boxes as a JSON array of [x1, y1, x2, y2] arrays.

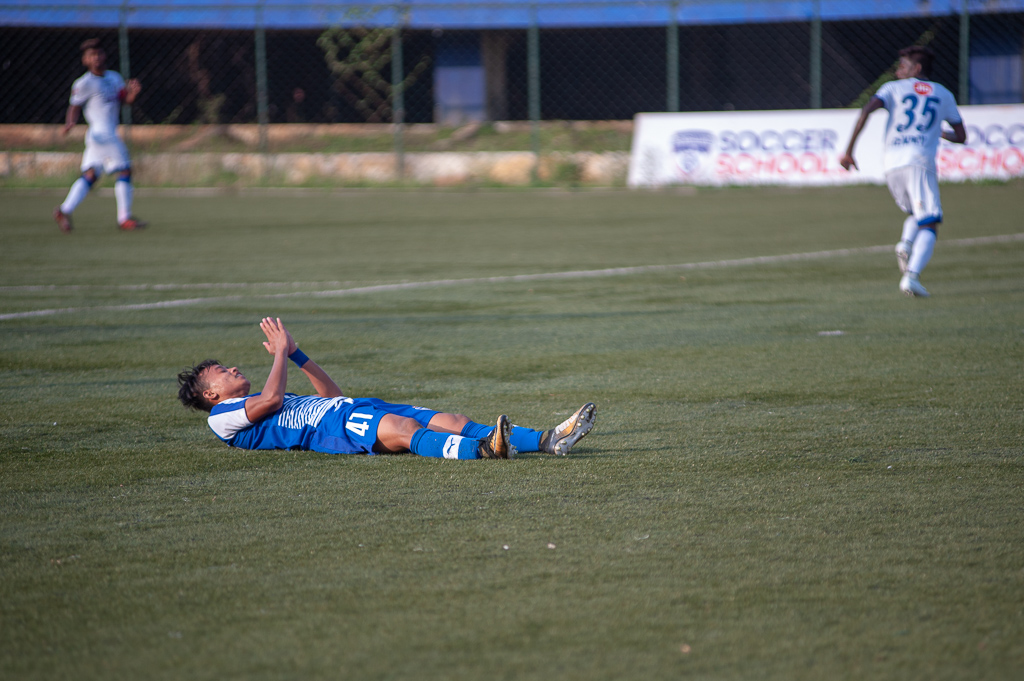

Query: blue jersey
[[207, 393, 437, 454]]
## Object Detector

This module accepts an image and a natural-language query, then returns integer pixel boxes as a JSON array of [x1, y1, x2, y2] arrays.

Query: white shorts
[[81, 131, 131, 175], [885, 165, 942, 226]]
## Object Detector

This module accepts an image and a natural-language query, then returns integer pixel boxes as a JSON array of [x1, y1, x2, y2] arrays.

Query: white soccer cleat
[[542, 402, 597, 456], [900, 273, 930, 298], [895, 242, 911, 274]]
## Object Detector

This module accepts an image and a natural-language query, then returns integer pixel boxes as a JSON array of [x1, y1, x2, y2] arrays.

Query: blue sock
[[410, 428, 479, 459], [460, 421, 543, 453], [460, 421, 492, 439], [510, 426, 543, 452]]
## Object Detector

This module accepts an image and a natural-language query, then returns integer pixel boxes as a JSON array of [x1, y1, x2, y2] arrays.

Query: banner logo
[[672, 130, 714, 175]]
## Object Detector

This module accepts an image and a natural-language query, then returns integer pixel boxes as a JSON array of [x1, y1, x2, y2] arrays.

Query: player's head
[[80, 38, 107, 73], [177, 360, 251, 412], [896, 45, 934, 80]]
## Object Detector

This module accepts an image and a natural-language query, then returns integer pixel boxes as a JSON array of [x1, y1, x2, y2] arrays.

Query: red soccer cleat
[[53, 207, 73, 233], [118, 217, 148, 231]]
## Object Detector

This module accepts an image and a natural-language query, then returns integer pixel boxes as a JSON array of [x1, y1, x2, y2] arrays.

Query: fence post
[[255, 1, 269, 155], [666, 1, 679, 112], [392, 15, 405, 181], [959, 0, 970, 104], [528, 3, 541, 181], [118, 1, 131, 143], [809, 0, 822, 109]]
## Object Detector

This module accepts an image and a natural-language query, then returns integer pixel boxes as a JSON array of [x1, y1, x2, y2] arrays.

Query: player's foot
[[895, 242, 911, 274], [118, 217, 148, 231], [900, 273, 930, 298], [540, 402, 597, 456], [53, 207, 73, 233], [479, 414, 515, 459]]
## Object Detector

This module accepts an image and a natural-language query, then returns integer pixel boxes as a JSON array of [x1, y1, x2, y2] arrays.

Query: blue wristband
[[288, 348, 310, 368]]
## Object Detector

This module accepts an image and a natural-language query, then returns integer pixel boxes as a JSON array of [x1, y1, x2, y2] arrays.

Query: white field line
[[0, 281, 357, 292], [2, 232, 1022, 322]]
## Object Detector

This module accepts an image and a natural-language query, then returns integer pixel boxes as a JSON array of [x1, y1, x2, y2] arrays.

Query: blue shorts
[[311, 398, 438, 455]]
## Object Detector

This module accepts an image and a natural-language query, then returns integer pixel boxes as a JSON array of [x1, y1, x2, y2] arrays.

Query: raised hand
[[260, 317, 292, 356], [124, 79, 142, 103]]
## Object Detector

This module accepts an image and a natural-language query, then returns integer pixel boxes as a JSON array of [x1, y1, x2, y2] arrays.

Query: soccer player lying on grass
[[177, 317, 597, 460]]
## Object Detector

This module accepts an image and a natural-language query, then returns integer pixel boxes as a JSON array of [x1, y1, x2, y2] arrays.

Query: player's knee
[[116, 169, 131, 182], [82, 169, 97, 184]]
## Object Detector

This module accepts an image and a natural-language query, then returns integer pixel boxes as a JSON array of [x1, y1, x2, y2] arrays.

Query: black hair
[[177, 359, 221, 412], [80, 38, 103, 53], [899, 45, 935, 79]]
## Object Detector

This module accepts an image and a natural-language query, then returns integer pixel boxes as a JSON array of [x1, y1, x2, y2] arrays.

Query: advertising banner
[[627, 104, 1024, 187]]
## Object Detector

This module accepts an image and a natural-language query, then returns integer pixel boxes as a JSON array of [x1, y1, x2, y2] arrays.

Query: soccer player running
[[840, 45, 967, 297], [178, 317, 597, 460], [53, 38, 146, 233]]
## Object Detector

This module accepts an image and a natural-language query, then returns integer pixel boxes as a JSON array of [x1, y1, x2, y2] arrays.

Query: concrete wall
[[0, 123, 631, 186], [0, 150, 629, 186]]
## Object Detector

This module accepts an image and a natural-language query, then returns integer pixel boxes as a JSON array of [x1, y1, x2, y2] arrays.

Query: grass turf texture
[[1, 184, 1023, 679]]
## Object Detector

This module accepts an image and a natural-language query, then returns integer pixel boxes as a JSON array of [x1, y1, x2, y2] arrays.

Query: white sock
[[899, 215, 918, 249], [908, 229, 936, 275], [115, 179, 133, 223], [60, 177, 92, 214]]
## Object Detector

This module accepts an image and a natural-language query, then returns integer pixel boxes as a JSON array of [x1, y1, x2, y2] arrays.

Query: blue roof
[[2, 0, 1023, 29]]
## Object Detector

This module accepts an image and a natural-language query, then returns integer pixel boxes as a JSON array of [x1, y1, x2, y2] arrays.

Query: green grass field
[[2, 183, 1022, 680]]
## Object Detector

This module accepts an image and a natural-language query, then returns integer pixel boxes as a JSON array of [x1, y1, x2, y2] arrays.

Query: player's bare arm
[[299, 360, 343, 398], [840, 97, 885, 170], [244, 317, 291, 422], [261, 319, 343, 398], [942, 122, 967, 145], [61, 104, 82, 136]]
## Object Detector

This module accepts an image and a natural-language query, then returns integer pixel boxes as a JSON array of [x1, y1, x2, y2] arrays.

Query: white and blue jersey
[[70, 70, 125, 140], [70, 70, 131, 174], [873, 78, 961, 173], [207, 393, 437, 454]]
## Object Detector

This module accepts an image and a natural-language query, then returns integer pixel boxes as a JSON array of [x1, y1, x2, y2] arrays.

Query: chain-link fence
[[2, 1, 1022, 177]]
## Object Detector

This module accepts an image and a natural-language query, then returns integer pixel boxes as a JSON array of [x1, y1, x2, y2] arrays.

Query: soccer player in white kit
[[53, 39, 146, 233], [840, 46, 967, 297]]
